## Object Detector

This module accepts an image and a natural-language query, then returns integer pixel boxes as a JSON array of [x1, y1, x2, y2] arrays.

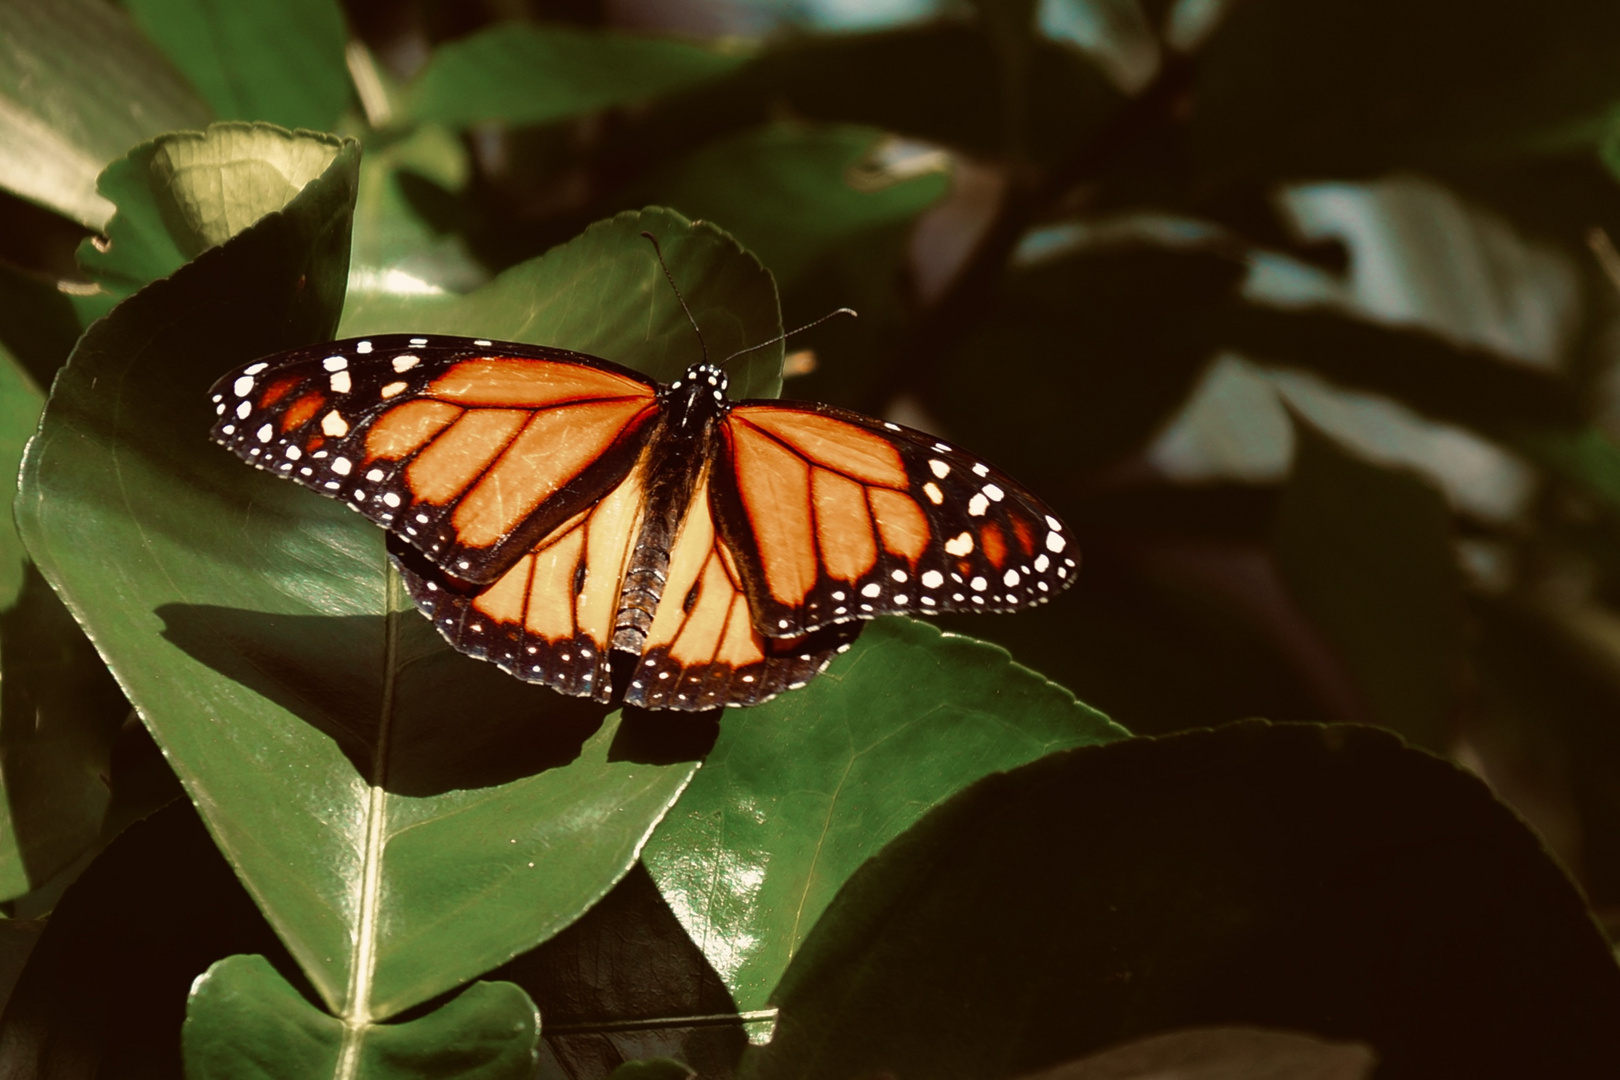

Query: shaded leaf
[[78, 123, 347, 294], [643, 618, 1124, 1015], [409, 25, 750, 129], [125, 0, 351, 132], [0, 261, 116, 390], [0, 0, 210, 228], [609, 1059, 698, 1080], [340, 206, 784, 401], [1272, 420, 1460, 749], [746, 724, 1620, 1079], [185, 954, 540, 1080]]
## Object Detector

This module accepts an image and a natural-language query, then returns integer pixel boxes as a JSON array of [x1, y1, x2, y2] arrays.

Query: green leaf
[[745, 724, 1620, 1079], [608, 1059, 698, 1080], [340, 206, 784, 401], [0, 261, 117, 390], [643, 618, 1124, 1016], [1193, 0, 1620, 182], [78, 124, 347, 294], [17, 201, 746, 1025], [0, 0, 211, 228], [408, 24, 750, 129], [184, 954, 540, 1080], [125, 0, 351, 132], [1271, 420, 1460, 749], [0, 346, 43, 607]]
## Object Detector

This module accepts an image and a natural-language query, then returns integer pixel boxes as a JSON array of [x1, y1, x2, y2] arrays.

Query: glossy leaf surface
[[746, 724, 1620, 1079], [644, 618, 1124, 1015], [1272, 421, 1461, 749], [0, 0, 210, 227], [409, 25, 749, 128], [78, 124, 346, 294], [125, 0, 351, 132], [339, 206, 784, 400], [185, 954, 540, 1080], [19, 166, 702, 1020]]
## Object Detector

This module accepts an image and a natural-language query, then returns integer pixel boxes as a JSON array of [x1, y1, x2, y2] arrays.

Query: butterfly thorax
[[611, 363, 733, 656]]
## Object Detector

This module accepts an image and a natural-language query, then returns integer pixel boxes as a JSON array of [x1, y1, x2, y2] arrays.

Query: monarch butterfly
[[209, 318, 1076, 710]]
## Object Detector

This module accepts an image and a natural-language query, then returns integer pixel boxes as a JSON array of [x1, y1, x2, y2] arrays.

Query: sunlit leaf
[[644, 618, 1124, 1015]]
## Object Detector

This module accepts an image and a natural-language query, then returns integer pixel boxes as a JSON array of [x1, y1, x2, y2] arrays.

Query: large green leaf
[[1271, 421, 1460, 749], [644, 618, 1124, 1017], [408, 25, 750, 129], [0, 0, 211, 228], [0, 347, 42, 607], [340, 206, 784, 401], [1193, 0, 1620, 182], [185, 955, 540, 1080], [78, 124, 347, 295], [745, 723, 1620, 1079], [18, 194, 713, 1021], [125, 0, 351, 132]]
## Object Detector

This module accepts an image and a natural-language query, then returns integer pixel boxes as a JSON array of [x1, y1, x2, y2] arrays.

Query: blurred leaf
[[1471, 598, 1620, 910], [0, 802, 296, 1078], [1193, 0, 1620, 182], [745, 724, 1620, 1079], [349, 123, 487, 300], [184, 955, 540, 1080], [0, 0, 211, 228], [627, 124, 947, 295], [934, 244, 1243, 488], [0, 347, 42, 607], [1013, 1026, 1376, 1080], [78, 123, 347, 295], [409, 25, 750, 129], [1218, 303, 1581, 440], [125, 0, 351, 132], [1272, 421, 1460, 749], [604, 24, 1122, 173], [643, 618, 1124, 1015], [340, 207, 784, 401]]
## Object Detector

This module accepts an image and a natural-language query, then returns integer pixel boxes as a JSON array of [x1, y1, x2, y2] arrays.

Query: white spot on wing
[[944, 532, 973, 556], [332, 457, 352, 476], [923, 482, 944, 505], [356, 341, 373, 354], [233, 375, 255, 396], [1046, 531, 1066, 553], [330, 371, 352, 393], [323, 356, 347, 372], [984, 483, 1004, 502], [929, 459, 949, 478], [968, 492, 989, 516], [321, 411, 348, 437], [861, 583, 881, 598], [381, 381, 408, 398], [256, 423, 273, 442], [243, 362, 268, 375], [392, 354, 419, 372], [921, 570, 944, 588]]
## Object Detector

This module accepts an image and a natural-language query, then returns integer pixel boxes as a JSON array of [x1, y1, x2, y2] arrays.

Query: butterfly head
[[669, 362, 730, 404]]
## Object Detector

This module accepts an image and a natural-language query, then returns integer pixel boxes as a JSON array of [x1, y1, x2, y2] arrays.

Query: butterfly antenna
[[641, 231, 711, 366], [722, 308, 859, 367]]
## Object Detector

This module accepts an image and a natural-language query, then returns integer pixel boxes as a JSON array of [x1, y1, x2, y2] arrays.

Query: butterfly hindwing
[[626, 467, 858, 709], [713, 401, 1077, 636], [210, 334, 660, 586], [391, 455, 654, 702]]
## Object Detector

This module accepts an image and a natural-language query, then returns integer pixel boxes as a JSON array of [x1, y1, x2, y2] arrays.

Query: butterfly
[[209, 333, 1077, 710]]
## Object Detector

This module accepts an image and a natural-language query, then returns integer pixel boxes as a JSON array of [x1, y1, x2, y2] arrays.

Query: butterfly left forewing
[[712, 401, 1078, 636], [210, 334, 660, 587]]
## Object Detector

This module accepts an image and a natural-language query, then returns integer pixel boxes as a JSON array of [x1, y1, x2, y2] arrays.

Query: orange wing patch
[[728, 418, 818, 606], [365, 400, 462, 462], [736, 409, 907, 487]]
